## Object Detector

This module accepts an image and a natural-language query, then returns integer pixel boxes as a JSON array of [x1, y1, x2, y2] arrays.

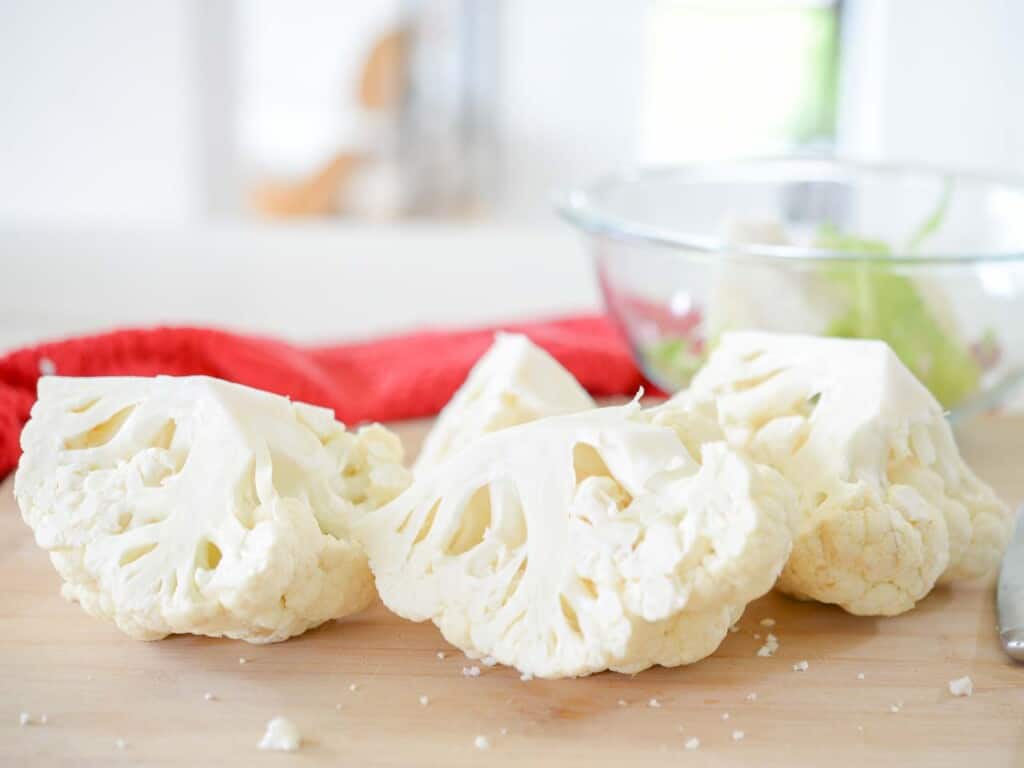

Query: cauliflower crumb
[[729, 622, 741, 633], [756, 633, 779, 657], [889, 702, 902, 713], [481, 656, 498, 667], [204, 692, 216, 701], [519, 672, 533, 682], [684, 737, 700, 750], [258, 717, 301, 752], [238, 657, 247, 665], [500, 727, 508, 736], [793, 660, 809, 672], [474, 735, 491, 750], [857, 672, 865, 680], [617, 699, 628, 707], [18, 712, 30, 726], [419, 695, 430, 706], [39, 714, 48, 725], [949, 676, 973, 697], [760, 618, 776, 627], [721, 712, 730, 720], [436, 652, 447, 660], [349, 683, 360, 692], [463, 666, 481, 678], [746, 692, 758, 702], [648, 698, 662, 708], [115, 739, 127, 750], [732, 730, 745, 742]]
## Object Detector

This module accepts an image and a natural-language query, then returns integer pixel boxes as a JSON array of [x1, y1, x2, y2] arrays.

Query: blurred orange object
[[251, 28, 407, 219]]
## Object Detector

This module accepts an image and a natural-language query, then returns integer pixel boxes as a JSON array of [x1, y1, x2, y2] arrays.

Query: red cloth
[[0, 315, 646, 481]]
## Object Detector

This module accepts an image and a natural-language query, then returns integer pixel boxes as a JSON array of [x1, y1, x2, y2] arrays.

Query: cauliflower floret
[[683, 332, 1012, 616], [15, 375, 411, 643], [357, 403, 793, 678], [705, 218, 840, 338], [414, 333, 594, 472]]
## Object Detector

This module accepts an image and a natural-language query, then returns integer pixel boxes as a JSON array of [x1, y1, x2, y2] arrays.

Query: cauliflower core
[[357, 403, 792, 678], [414, 333, 594, 473], [684, 332, 1011, 616], [15, 376, 411, 642]]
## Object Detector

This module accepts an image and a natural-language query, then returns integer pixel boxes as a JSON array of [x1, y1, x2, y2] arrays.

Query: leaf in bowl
[[815, 224, 981, 408]]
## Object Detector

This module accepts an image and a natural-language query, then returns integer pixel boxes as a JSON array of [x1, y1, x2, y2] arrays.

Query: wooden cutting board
[[3, 415, 1023, 767]]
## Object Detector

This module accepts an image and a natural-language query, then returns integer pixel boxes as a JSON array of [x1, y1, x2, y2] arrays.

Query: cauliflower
[[705, 218, 840, 338], [356, 402, 793, 678], [683, 331, 1012, 615], [15, 375, 411, 642], [415, 333, 594, 472]]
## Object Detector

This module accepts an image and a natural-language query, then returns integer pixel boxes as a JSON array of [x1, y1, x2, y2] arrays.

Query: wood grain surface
[[3, 415, 1023, 767]]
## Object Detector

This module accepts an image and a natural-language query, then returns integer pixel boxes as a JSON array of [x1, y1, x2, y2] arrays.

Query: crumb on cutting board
[[949, 676, 973, 697], [756, 633, 779, 657], [258, 717, 301, 752]]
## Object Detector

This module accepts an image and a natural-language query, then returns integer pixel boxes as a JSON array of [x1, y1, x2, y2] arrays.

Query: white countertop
[[0, 224, 600, 353]]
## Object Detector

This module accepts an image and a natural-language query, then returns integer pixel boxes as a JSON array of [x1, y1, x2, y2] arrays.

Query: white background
[[2, 0, 1022, 227]]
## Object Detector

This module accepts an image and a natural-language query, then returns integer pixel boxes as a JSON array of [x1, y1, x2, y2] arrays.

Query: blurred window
[[638, 0, 841, 163]]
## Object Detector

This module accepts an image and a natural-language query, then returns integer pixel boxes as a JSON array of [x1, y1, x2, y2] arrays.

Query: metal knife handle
[[997, 509, 1024, 662]]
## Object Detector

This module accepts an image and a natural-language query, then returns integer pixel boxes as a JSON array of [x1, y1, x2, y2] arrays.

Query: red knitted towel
[[0, 315, 647, 481]]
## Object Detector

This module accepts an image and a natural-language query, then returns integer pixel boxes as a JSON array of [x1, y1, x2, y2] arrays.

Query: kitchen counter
[[0, 224, 599, 353]]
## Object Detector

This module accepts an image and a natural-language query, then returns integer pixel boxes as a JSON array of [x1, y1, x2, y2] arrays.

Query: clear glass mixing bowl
[[558, 157, 1024, 417]]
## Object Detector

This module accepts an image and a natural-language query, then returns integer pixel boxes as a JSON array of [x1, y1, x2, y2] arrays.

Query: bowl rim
[[555, 155, 1024, 266]]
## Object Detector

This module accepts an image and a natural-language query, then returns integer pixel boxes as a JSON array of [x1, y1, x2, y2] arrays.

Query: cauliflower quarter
[[15, 376, 411, 642], [414, 333, 594, 473], [685, 332, 1012, 616], [357, 403, 793, 678]]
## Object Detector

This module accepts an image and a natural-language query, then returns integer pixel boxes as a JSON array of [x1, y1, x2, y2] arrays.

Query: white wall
[[1, 0, 1021, 226], [497, 0, 646, 219], [0, 1, 204, 225], [839, 0, 1024, 176]]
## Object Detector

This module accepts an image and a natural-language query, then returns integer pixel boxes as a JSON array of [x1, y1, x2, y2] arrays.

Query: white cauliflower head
[[15, 375, 411, 642], [357, 403, 793, 678], [414, 333, 594, 473], [685, 332, 1012, 615]]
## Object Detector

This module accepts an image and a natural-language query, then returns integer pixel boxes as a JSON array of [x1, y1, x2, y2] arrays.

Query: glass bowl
[[558, 157, 1024, 418]]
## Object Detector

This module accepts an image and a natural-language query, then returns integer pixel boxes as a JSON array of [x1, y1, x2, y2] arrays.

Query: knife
[[998, 508, 1024, 661]]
